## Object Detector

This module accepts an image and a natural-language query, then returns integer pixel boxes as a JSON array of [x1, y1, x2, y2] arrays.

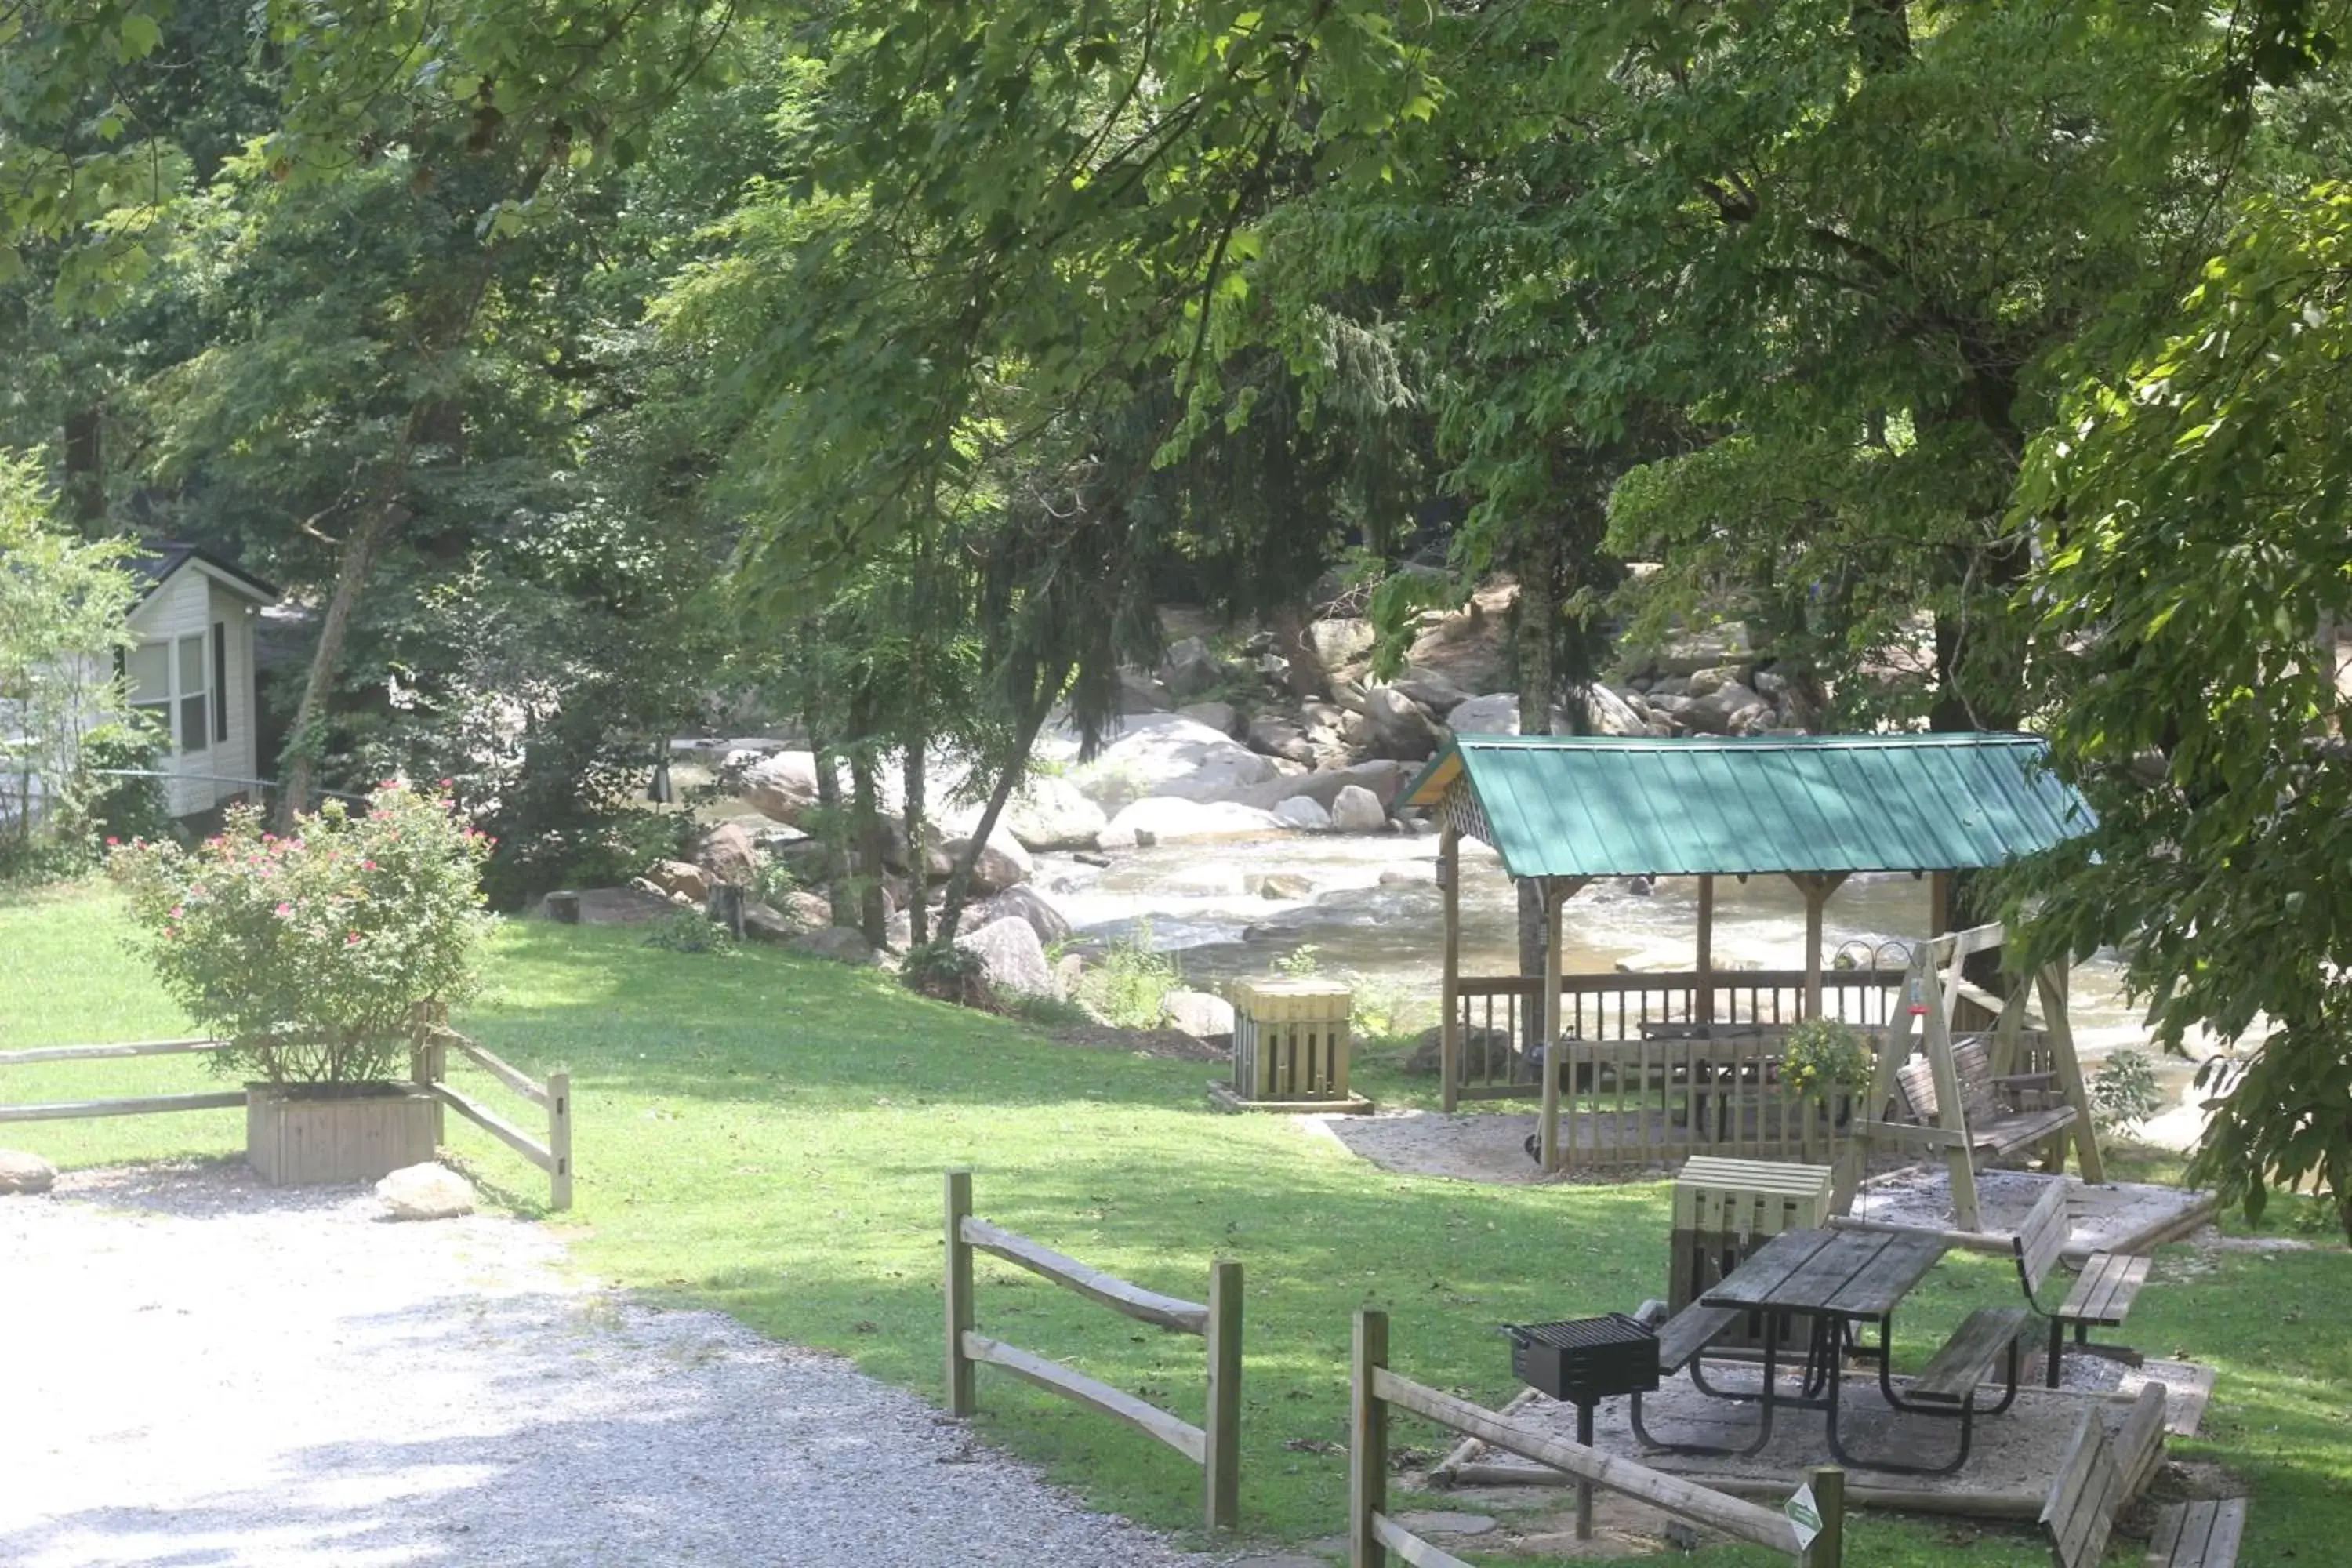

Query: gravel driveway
[[0, 1163, 1221, 1568]]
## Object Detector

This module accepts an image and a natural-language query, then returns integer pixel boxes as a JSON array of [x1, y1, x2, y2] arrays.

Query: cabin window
[[125, 634, 211, 755], [176, 633, 209, 753], [212, 622, 229, 742], [126, 641, 172, 742]]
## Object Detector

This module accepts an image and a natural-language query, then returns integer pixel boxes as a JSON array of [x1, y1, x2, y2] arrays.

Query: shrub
[[1075, 921, 1182, 1029], [111, 782, 492, 1083], [643, 907, 738, 956], [1780, 1016, 1871, 1103], [903, 938, 989, 1006], [2090, 1049, 2167, 1137]]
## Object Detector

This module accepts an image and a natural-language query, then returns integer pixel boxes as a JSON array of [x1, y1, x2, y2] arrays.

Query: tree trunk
[[1270, 601, 1327, 700], [1514, 535, 1562, 1065], [936, 689, 1060, 943], [811, 741, 855, 929], [279, 502, 405, 823], [903, 742, 930, 950], [851, 750, 889, 949]]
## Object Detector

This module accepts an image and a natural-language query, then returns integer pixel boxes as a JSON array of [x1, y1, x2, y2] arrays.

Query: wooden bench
[[2146, 1497, 2247, 1566], [2010, 1177, 2152, 1387], [1896, 1037, 2079, 1160], [1908, 1305, 2033, 1404], [2040, 1384, 2169, 1568]]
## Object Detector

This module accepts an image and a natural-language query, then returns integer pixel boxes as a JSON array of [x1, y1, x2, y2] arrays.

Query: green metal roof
[[1397, 733, 2090, 879]]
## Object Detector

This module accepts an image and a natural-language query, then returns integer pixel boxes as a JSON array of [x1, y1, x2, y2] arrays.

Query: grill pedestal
[[1505, 1314, 1661, 1542]]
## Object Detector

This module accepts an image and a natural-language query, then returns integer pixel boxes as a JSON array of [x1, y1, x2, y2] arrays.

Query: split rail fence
[[1350, 1309, 1844, 1568], [0, 1022, 573, 1210], [944, 1170, 1242, 1531], [412, 1024, 573, 1210]]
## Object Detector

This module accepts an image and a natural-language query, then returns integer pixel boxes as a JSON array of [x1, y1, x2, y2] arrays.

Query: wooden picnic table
[[1686, 1225, 2026, 1475]]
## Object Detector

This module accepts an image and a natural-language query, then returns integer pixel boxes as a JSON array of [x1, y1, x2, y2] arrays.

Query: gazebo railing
[[1446, 967, 1908, 1103]]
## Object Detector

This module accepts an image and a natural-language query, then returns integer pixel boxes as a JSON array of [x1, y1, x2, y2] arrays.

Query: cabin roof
[[129, 542, 280, 607]]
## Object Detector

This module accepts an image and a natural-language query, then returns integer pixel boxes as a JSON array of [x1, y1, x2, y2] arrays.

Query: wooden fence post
[[546, 1069, 572, 1211], [1803, 1465, 1845, 1567], [1203, 1259, 1243, 1532], [1350, 1309, 1388, 1568], [946, 1169, 977, 1417]]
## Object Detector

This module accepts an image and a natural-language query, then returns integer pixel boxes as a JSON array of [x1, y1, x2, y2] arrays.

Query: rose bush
[[111, 782, 492, 1083]]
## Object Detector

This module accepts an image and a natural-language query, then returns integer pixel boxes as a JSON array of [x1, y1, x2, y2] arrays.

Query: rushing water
[[1033, 828, 2157, 1051]]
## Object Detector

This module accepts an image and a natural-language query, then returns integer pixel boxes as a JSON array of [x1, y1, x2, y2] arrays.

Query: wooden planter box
[[245, 1083, 439, 1185]]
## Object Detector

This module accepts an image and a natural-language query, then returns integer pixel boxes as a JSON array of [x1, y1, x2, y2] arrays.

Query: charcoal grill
[[1507, 1313, 1661, 1406], [1504, 1314, 1659, 1542]]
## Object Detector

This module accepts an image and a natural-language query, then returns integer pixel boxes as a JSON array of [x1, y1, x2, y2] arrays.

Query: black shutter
[[213, 622, 229, 742]]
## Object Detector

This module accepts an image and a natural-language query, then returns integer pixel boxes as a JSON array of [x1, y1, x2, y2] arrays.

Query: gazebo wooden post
[[1695, 873, 1715, 1027], [1439, 824, 1461, 1114], [1929, 869, 1953, 938], [1788, 872, 1851, 1019], [1537, 877, 1590, 1172], [1538, 880, 1565, 1170]]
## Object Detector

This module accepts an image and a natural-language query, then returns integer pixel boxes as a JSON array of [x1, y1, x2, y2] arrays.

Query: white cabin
[[123, 545, 279, 818]]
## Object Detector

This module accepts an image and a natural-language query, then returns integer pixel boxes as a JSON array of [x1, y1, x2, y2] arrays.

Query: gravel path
[[0, 1162, 1221, 1568]]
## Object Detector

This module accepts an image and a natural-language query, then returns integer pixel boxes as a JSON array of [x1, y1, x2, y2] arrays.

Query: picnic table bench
[[2007, 1177, 2151, 1385], [2040, 1384, 2168, 1568]]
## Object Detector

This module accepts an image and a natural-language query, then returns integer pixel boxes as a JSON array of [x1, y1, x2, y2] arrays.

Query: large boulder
[[1177, 700, 1241, 738], [1583, 684, 1649, 738], [743, 891, 832, 942], [1161, 989, 1236, 1038], [0, 1149, 56, 1195], [1119, 670, 1173, 713], [375, 1162, 476, 1221], [789, 927, 883, 966], [1098, 797, 1289, 848], [1684, 680, 1768, 735], [1000, 775, 1109, 852], [1245, 714, 1315, 764], [1071, 713, 1280, 810], [940, 827, 1034, 896], [646, 859, 712, 902], [967, 884, 1074, 945], [1272, 795, 1330, 830], [1445, 692, 1523, 735], [1329, 784, 1389, 833], [741, 750, 822, 826], [695, 821, 760, 887], [1305, 617, 1377, 672], [1160, 637, 1225, 700], [1364, 686, 1443, 760], [956, 915, 1057, 998], [1390, 666, 1472, 713], [1236, 759, 1411, 814]]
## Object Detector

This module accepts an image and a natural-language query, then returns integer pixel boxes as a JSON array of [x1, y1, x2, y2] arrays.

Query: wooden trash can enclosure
[[1669, 1158, 1836, 1345], [246, 1082, 439, 1185], [1210, 978, 1371, 1114]]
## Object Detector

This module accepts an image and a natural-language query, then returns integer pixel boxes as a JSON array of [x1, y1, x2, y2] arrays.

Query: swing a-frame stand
[[1850, 922, 2104, 1232]]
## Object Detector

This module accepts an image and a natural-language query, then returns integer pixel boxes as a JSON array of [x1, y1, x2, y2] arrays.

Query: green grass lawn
[[4, 880, 2347, 1565]]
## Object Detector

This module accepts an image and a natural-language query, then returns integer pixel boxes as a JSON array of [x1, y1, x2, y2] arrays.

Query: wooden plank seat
[[1907, 1306, 2033, 1404], [2146, 1497, 2248, 1567], [1893, 1037, 2079, 1158], [1832, 1304, 2033, 1475], [1624, 1298, 1770, 1457], [2011, 1177, 2153, 1387], [2041, 1385, 2169, 1568]]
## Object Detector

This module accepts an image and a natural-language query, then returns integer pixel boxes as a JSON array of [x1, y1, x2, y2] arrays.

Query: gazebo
[[1395, 732, 2094, 1173]]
